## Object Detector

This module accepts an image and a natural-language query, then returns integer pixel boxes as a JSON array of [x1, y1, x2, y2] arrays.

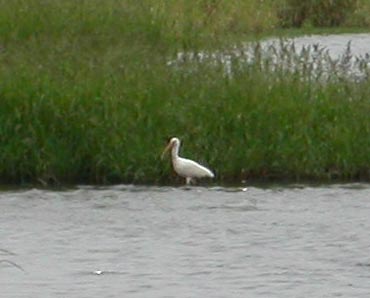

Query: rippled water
[[1, 184, 370, 297]]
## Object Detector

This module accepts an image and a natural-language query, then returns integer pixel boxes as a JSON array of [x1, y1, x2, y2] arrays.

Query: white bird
[[161, 137, 214, 185]]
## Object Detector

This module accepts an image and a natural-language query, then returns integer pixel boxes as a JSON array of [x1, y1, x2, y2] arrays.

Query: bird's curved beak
[[161, 142, 172, 160]]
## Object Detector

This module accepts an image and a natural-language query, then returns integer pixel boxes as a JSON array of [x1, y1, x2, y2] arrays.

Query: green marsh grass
[[0, 0, 370, 184]]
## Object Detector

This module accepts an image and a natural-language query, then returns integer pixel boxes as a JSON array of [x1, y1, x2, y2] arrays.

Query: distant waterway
[[1, 184, 370, 297], [265, 33, 370, 58], [170, 33, 370, 80]]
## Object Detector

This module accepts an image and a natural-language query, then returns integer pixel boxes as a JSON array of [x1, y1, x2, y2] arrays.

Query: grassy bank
[[0, 0, 370, 185]]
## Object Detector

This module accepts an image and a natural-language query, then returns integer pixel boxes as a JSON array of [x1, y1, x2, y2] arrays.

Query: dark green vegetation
[[0, 0, 370, 185], [279, 0, 367, 28]]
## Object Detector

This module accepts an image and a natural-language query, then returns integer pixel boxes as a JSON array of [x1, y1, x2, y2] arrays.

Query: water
[[264, 33, 370, 59], [170, 33, 370, 80], [259, 33, 370, 80], [1, 184, 370, 297]]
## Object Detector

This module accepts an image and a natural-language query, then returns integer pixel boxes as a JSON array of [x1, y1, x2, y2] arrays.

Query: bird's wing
[[176, 158, 214, 178]]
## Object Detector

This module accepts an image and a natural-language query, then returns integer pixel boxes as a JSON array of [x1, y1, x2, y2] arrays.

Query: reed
[[0, 0, 370, 184]]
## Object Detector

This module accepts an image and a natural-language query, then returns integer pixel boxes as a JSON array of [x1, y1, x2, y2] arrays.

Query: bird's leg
[[186, 177, 192, 185]]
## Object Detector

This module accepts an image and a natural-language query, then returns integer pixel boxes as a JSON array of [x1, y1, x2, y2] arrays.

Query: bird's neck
[[171, 143, 179, 160]]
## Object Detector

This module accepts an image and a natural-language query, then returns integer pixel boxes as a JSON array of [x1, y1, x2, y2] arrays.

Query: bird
[[161, 137, 214, 185]]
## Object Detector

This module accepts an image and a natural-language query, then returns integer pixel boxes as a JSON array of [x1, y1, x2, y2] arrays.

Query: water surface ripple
[[1, 184, 370, 297]]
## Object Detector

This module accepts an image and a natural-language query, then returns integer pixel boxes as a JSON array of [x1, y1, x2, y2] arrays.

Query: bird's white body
[[162, 137, 214, 185]]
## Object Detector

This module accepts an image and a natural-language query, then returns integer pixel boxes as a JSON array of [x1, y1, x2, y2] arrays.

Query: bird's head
[[161, 137, 180, 159]]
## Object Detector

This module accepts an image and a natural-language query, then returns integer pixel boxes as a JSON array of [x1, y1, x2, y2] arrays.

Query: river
[[1, 184, 370, 297]]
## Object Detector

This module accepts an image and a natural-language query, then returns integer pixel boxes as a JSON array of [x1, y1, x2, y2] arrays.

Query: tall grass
[[0, 0, 370, 184]]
